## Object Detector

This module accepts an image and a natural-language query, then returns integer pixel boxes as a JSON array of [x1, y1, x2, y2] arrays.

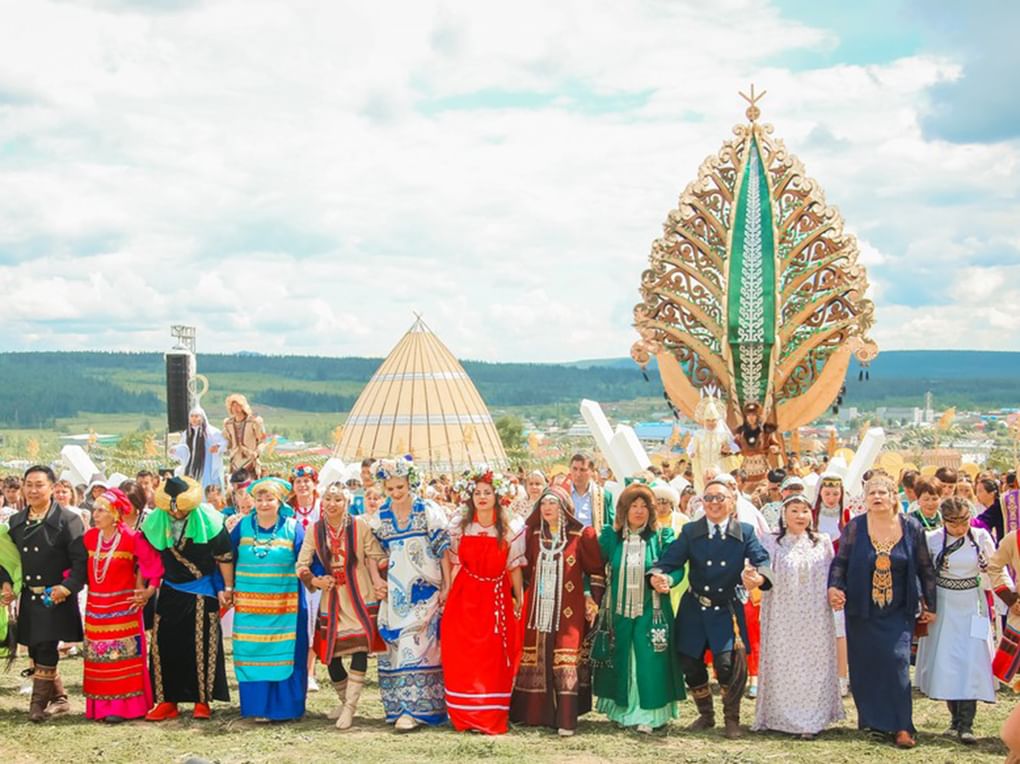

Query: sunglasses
[[703, 494, 728, 504]]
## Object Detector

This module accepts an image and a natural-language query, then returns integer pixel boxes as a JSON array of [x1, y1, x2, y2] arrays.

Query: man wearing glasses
[[650, 479, 772, 739]]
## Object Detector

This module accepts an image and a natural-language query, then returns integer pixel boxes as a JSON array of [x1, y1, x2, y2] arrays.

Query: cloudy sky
[[0, 0, 1016, 362]]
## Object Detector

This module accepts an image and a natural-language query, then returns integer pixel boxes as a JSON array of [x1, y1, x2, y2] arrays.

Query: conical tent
[[335, 317, 509, 475]]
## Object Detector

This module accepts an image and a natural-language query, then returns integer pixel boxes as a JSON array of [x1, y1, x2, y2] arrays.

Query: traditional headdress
[[154, 476, 204, 514], [614, 482, 658, 533], [651, 481, 680, 512], [454, 466, 516, 508], [742, 401, 762, 416], [695, 395, 723, 424], [225, 393, 253, 417], [290, 463, 319, 483], [320, 480, 351, 503], [248, 477, 292, 502], [782, 493, 812, 507], [373, 456, 421, 489], [94, 487, 133, 522], [781, 476, 806, 492]]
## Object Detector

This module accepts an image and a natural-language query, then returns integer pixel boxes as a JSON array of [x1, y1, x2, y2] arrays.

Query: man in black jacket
[[0, 465, 87, 721]]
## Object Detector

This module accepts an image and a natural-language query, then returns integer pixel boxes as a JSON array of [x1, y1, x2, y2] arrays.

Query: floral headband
[[454, 466, 516, 508], [291, 464, 318, 482], [373, 455, 421, 489]]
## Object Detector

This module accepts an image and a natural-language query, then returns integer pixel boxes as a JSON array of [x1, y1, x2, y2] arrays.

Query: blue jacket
[[653, 515, 772, 657]]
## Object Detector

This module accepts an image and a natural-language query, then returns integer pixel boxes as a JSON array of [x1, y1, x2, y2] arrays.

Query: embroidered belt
[[936, 576, 979, 591]]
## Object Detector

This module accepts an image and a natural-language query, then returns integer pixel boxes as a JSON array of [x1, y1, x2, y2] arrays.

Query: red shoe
[[145, 702, 179, 722], [894, 730, 916, 749], [192, 703, 211, 720]]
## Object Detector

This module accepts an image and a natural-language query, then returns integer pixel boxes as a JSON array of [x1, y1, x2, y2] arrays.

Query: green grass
[[0, 652, 1011, 763]]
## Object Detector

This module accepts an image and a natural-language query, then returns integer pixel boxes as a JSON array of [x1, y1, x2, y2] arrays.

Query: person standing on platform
[[222, 393, 266, 476], [0, 465, 87, 722], [650, 479, 772, 739], [182, 407, 227, 493]]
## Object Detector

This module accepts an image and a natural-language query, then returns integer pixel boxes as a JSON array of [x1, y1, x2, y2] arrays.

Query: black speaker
[[165, 351, 193, 433]]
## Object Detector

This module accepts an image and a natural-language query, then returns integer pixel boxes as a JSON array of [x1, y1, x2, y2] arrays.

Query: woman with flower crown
[[441, 467, 526, 735], [367, 456, 452, 731], [229, 477, 308, 721], [510, 485, 605, 736]]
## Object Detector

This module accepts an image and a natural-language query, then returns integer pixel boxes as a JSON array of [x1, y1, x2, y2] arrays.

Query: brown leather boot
[[686, 683, 715, 730], [29, 665, 56, 723], [721, 683, 743, 739], [46, 673, 71, 716]]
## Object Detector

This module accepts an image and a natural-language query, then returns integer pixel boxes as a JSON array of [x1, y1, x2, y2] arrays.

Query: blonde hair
[[863, 474, 898, 511]]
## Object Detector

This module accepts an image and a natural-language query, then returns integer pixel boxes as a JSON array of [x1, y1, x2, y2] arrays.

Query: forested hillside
[[0, 350, 1016, 429]]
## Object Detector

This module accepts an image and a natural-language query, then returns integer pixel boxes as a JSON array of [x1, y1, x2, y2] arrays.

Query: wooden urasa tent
[[335, 317, 509, 475]]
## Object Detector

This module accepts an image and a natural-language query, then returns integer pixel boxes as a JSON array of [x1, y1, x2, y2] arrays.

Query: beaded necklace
[[92, 529, 122, 584], [325, 512, 350, 584], [250, 513, 281, 559], [292, 497, 317, 529], [529, 512, 568, 633]]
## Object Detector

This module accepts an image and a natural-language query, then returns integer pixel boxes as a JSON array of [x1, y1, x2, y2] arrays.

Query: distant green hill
[[571, 351, 1020, 411], [0, 349, 1015, 430]]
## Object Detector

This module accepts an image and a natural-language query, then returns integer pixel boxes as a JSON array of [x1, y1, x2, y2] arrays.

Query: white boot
[[336, 671, 365, 730], [327, 679, 347, 721]]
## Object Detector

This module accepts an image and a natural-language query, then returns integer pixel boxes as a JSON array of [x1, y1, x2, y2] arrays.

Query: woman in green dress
[[594, 483, 686, 733], [0, 522, 21, 662]]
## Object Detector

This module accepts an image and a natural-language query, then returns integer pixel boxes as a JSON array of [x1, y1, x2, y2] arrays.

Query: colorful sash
[[232, 515, 299, 683]]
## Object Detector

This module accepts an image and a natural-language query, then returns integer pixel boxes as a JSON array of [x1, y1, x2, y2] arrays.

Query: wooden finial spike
[[739, 84, 766, 122]]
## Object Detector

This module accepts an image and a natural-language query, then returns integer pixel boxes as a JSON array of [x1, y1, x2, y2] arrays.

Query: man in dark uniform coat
[[651, 477, 772, 738], [0, 465, 87, 721]]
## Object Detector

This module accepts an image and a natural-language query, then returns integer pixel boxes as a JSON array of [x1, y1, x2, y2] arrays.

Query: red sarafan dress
[[441, 515, 525, 735], [83, 525, 164, 720]]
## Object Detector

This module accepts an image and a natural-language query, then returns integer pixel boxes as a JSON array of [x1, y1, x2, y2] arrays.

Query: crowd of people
[[0, 399, 1018, 753]]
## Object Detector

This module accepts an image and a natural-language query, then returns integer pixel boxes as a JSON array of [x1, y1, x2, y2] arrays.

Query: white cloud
[[0, 0, 1015, 363]]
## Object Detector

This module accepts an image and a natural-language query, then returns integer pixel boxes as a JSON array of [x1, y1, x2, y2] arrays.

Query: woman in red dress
[[83, 488, 163, 722], [441, 469, 525, 735]]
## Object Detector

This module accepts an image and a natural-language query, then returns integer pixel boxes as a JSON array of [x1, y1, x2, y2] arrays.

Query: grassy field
[[0, 651, 1011, 764]]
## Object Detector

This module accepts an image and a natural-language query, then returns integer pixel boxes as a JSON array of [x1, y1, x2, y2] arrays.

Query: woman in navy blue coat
[[828, 474, 937, 749]]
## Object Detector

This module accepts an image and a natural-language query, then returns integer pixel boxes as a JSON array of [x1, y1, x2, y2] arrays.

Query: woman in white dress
[[915, 497, 996, 745], [753, 494, 844, 738]]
